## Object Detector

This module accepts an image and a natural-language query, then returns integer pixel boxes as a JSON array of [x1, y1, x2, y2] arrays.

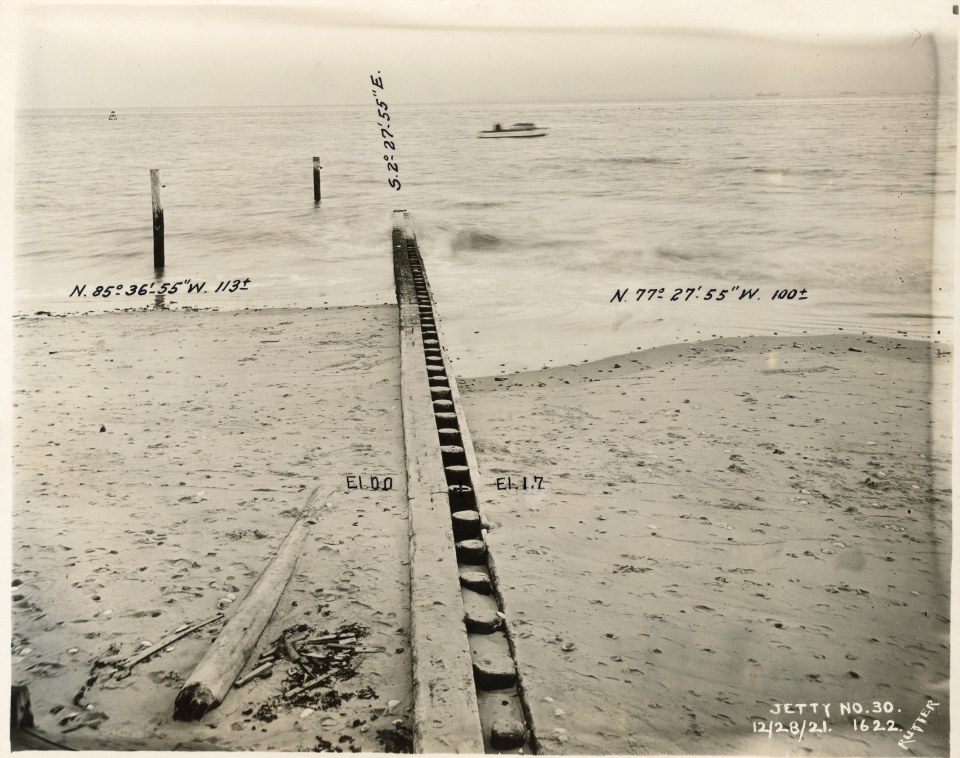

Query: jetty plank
[[393, 211, 484, 753]]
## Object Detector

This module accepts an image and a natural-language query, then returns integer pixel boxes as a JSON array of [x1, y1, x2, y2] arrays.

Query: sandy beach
[[459, 334, 951, 756], [11, 306, 413, 751], [10, 304, 953, 755]]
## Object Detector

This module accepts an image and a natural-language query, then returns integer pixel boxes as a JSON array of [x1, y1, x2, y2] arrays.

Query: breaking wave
[[450, 229, 505, 251]]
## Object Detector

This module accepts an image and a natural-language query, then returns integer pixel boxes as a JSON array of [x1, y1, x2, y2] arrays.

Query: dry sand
[[11, 306, 413, 751], [459, 334, 951, 756], [10, 305, 953, 756]]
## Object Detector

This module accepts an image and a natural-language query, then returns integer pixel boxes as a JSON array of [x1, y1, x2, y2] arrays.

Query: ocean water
[[14, 97, 955, 376]]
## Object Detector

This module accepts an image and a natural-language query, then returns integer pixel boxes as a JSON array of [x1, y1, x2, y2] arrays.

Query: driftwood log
[[173, 489, 321, 720]]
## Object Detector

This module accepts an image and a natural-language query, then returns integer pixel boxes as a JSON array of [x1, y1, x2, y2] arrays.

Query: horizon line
[[15, 90, 948, 112]]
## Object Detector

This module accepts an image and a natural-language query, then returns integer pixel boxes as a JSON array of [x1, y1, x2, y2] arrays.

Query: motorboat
[[478, 122, 547, 138], [108, 110, 118, 120]]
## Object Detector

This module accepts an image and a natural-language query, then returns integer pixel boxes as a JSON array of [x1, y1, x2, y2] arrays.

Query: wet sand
[[459, 334, 951, 756], [11, 306, 413, 751]]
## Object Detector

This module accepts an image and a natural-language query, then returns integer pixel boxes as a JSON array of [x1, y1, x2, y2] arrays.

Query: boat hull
[[478, 129, 547, 138]]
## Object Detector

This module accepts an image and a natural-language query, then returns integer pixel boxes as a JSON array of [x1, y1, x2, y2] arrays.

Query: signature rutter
[[897, 700, 939, 750]]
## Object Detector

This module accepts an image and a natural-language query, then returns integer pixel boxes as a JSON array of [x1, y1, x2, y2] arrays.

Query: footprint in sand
[[27, 661, 64, 678], [147, 670, 184, 687]]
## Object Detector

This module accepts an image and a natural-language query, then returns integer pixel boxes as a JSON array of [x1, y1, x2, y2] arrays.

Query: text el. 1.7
[[370, 73, 401, 191], [496, 476, 546, 491]]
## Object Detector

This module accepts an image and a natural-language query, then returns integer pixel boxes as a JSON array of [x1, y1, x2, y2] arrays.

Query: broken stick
[[284, 673, 333, 699], [173, 487, 324, 720], [234, 661, 274, 688], [121, 613, 224, 670], [283, 635, 303, 663]]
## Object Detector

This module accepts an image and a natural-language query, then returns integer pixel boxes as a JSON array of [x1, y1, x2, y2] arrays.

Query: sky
[[8, 0, 959, 109]]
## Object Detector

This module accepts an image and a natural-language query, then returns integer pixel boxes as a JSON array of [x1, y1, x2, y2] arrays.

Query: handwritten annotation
[[752, 699, 938, 746], [611, 286, 809, 303], [496, 476, 546, 491], [70, 279, 251, 298], [371, 73, 400, 191], [345, 475, 394, 492], [899, 700, 939, 751]]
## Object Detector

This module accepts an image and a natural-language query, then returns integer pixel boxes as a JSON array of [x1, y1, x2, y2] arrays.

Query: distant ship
[[108, 110, 118, 120], [840, 91, 857, 95], [755, 92, 780, 97], [478, 122, 547, 139]]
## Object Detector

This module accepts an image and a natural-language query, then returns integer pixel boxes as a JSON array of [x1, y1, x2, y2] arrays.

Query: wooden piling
[[313, 157, 322, 203], [150, 169, 165, 270]]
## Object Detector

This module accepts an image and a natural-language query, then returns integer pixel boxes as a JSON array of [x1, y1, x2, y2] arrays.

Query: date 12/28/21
[[753, 720, 830, 741], [371, 72, 400, 191]]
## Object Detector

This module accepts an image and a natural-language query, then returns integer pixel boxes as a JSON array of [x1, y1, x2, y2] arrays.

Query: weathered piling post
[[150, 169, 165, 270], [313, 157, 322, 204]]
